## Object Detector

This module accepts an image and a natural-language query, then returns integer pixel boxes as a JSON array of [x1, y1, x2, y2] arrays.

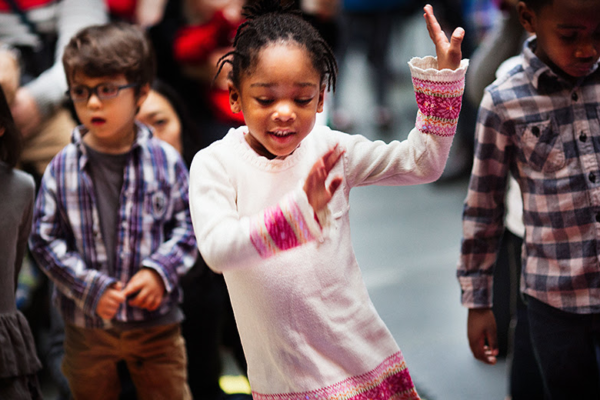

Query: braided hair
[[216, 0, 337, 92], [522, 0, 552, 11]]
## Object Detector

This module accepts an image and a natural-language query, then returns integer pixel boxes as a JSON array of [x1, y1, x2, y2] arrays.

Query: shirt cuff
[[459, 275, 494, 308]]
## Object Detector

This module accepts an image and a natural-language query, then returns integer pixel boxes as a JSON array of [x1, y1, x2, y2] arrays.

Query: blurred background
[[1, 0, 514, 398]]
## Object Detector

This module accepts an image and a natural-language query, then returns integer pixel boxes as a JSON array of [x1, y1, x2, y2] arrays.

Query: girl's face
[[137, 90, 183, 154], [229, 43, 325, 159]]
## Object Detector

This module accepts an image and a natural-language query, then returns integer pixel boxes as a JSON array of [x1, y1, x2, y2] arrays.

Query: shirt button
[[572, 92, 578, 101], [590, 172, 596, 183], [580, 132, 588, 142]]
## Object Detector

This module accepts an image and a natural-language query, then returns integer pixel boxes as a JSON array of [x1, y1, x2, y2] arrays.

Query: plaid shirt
[[30, 123, 197, 328], [458, 37, 600, 314]]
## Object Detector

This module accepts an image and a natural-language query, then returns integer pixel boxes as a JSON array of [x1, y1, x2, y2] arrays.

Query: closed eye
[[256, 98, 274, 105], [295, 98, 313, 105], [559, 33, 578, 42]]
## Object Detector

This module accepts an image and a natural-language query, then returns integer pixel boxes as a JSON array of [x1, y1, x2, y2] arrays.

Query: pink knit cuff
[[412, 76, 465, 137], [249, 193, 316, 258]]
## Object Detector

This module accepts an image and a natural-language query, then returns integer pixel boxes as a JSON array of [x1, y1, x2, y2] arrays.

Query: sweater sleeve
[[341, 56, 468, 188], [189, 150, 323, 273]]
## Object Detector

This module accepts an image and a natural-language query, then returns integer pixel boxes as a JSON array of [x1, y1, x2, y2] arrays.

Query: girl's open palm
[[423, 4, 464, 70], [304, 146, 344, 213]]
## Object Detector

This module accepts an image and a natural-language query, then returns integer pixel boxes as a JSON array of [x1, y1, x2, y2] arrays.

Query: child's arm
[[138, 156, 197, 296], [29, 165, 120, 317], [458, 91, 512, 365], [326, 5, 469, 189], [189, 148, 343, 272]]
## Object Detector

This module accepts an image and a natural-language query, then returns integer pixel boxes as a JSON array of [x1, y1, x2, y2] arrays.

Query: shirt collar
[[72, 121, 153, 152], [523, 36, 600, 90]]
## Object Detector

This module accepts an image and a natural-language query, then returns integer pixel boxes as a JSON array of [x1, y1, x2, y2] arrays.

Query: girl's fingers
[[323, 147, 344, 173], [450, 27, 465, 56], [423, 5, 442, 42], [329, 177, 342, 196]]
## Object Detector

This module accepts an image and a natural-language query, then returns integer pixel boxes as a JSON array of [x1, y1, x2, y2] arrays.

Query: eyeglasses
[[66, 83, 138, 103]]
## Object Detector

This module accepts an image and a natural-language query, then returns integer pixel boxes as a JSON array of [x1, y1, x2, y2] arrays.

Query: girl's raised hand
[[304, 145, 344, 213], [423, 4, 464, 71]]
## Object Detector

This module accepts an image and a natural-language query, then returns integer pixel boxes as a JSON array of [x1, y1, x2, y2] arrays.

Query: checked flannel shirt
[[29, 122, 197, 328], [458, 37, 600, 314]]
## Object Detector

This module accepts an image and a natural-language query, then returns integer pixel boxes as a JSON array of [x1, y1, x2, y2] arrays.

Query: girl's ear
[[0, 126, 5, 137], [228, 81, 242, 113], [316, 85, 326, 114], [517, 1, 537, 34]]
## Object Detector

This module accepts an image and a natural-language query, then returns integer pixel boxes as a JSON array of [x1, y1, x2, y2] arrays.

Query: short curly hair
[[62, 22, 155, 94]]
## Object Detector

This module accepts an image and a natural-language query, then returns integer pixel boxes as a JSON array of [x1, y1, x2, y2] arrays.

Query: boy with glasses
[[29, 23, 196, 400]]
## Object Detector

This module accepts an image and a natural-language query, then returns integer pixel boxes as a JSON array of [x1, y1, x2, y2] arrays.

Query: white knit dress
[[189, 56, 468, 399]]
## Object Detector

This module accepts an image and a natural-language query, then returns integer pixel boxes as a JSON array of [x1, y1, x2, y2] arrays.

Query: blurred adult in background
[[148, 0, 246, 149], [172, 0, 246, 143], [106, 0, 168, 27], [332, 0, 419, 133], [138, 79, 249, 400], [0, 0, 108, 185]]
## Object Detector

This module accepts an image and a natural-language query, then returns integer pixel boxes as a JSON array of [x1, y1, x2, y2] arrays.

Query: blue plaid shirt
[[458, 37, 600, 314], [30, 123, 197, 328]]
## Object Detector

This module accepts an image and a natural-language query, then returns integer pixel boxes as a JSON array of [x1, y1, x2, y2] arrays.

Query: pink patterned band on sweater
[[251, 352, 420, 400], [412, 76, 465, 137], [249, 194, 315, 258]]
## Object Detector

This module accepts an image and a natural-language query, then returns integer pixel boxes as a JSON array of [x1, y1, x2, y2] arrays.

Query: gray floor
[[339, 12, 508, 400]]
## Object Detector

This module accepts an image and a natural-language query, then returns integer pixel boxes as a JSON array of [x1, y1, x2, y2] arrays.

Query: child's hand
[[423, 4, 464, 71], [123, 268, 166, 311], [467, 308, 499, 365], [96, 282, 126, 320], [304, 145, 344, 213]]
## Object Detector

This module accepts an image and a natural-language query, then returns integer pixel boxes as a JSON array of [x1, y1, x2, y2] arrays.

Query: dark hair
[[0, 86, 22, 168], [150, 79, 205, 167], [62, 22, 155, 93], [216, 0, 337, 91], [522, 0, 552, 12]]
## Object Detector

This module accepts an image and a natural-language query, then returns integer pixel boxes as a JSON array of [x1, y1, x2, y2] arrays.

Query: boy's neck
[[536, 50, 584, 86], [83, 125, 137, 155]]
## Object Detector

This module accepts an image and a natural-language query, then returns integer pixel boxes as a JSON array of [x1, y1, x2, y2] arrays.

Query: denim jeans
[[527, 295, 600, 399]]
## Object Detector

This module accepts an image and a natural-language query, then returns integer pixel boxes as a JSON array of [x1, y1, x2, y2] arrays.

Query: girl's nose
[[273, 102, 295, 122]]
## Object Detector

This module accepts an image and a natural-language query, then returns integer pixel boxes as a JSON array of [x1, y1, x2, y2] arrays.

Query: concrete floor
[[339, 11, 509, 400]]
